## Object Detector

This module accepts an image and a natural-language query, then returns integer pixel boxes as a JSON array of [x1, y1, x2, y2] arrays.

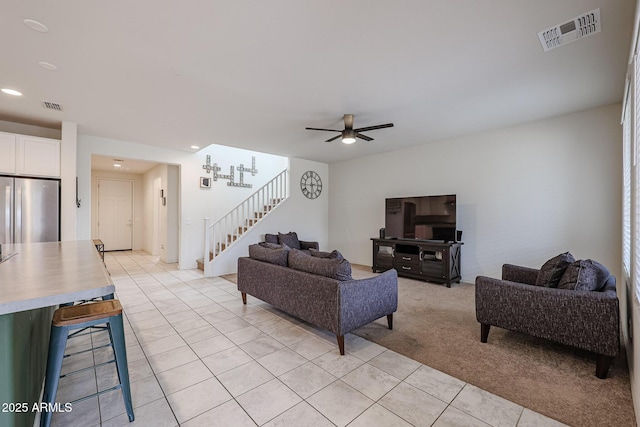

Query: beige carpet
[[223, 266, 636, 426]]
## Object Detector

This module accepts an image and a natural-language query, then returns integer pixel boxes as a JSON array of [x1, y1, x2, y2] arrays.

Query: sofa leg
[[387, 314, 393, 330], [595, 354, 614, 379], [241, 292, 247, 305], [480, 324, 490, 343], [337, 335, 345, 355]]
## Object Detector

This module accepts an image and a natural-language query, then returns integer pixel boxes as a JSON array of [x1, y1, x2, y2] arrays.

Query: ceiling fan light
[[342, 129, 356, 144]]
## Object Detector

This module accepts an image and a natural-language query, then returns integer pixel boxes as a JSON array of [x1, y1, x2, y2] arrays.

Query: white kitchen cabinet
[[0, 132, 17, 174], [16, 135, 61, 177], [0, 132, 61, 177]]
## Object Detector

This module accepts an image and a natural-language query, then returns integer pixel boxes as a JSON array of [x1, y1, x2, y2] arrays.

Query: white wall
[[141, 164, 179, 263], [60, 121, 77, 241], [142, 164, 168, 256], [77, 136, 288, 269], [167, 165, 179, 263], [329, 104, 622, 282], [0, 120, 60, 139]]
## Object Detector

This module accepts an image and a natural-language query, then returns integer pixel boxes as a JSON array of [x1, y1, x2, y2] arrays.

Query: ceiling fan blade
[[353, 123, 394, 132], [325, 135, 342, 142], [356, 133, 374, 141], [344, 114, 354, 130], [306, 127, 341, 132]]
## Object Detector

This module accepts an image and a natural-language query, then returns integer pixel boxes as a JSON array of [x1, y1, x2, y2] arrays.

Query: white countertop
[[0, 241, 115, 315]]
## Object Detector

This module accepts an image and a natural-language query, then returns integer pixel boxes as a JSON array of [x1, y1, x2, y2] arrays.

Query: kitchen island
[[0, 241, 114, 427]]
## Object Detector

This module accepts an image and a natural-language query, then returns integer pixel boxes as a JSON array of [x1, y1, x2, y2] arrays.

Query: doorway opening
[[91, 155, 179, 264]]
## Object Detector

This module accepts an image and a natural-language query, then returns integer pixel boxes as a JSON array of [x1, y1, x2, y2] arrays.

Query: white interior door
[[98, 179, 133, 251]]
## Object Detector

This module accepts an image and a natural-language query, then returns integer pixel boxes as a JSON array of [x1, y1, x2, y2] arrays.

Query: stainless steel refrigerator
[[0, 176, 60, 244]]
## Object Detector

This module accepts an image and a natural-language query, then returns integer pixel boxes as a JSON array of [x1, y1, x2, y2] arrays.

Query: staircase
[[198, 169, 288, 276]]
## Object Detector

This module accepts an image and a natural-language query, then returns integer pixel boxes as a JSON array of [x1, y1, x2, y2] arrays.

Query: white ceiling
[[0, 1, 636, 164], [91, 155, 159, 174]]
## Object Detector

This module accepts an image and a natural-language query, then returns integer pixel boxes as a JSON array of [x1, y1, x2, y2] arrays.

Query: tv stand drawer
[[393, 251, 420, 272], [394, 263, 419, 274], [395, 253, 419, 263]]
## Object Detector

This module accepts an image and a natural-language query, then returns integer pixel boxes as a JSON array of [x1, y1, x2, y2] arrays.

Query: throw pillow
[[309, 248, 345, 261], [248, 243, 288, 266], [557, 260, 600, 291], [278, 232, 301, 250], [288, 248, 352, 281], [264, 234, 278, 244], [589, 259, 611, 291], [535, 252, 575, 288]]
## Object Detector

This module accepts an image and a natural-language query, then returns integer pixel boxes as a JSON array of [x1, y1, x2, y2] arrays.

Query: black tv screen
[[385, 195, 457, 241]]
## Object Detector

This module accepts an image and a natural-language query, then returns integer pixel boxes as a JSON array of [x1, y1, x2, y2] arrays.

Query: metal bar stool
[[40, 300, 134, 427]]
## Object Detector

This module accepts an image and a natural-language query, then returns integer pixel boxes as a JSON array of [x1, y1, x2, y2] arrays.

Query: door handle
[[4, 186, 10, 244], [15, 186, 21, 244]]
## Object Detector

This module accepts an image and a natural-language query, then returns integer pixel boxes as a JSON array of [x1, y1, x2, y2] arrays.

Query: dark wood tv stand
[[371, 238, 462, 287]]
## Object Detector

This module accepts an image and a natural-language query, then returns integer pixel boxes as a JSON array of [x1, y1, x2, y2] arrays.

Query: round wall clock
[[300, 171, 322, 199]]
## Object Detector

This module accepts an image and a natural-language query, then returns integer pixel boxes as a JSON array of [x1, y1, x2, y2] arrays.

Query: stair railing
[[204, 169, 288, 276]]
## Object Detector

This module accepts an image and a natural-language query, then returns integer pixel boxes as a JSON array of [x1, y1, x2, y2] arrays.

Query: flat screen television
[[384, 194, 457, 241]]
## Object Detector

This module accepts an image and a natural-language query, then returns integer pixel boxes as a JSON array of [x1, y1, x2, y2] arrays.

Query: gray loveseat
[[237, 243, 398, 355], [476, 257, 619, 379]]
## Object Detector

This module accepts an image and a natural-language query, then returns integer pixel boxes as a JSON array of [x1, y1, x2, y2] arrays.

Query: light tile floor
[[50, 251, 568, 427]]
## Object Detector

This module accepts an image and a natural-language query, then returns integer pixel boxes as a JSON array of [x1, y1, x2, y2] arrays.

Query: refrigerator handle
[[15, 186, 21, 244], [4, 186, 10, 244]]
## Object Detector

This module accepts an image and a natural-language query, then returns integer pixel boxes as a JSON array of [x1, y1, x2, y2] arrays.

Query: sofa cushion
[[278, 232, 301, 250], [558, 260, 608, 291], [248, 243, 289, 266], [288, 248, 352, 281], [264, 234, 279, 244], [309, 248, 344, 261], [535, 252, 575, 288]]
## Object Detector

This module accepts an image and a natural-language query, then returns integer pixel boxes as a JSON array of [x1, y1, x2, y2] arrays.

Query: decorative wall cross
[[234, 157, 258, 188], [201, 155, 258, 188], [202, 155, 214, 174]]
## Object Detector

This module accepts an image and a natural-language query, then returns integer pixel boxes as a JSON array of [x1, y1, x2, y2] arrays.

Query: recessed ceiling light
[[1, 88, 22, 96], [38, 62, 58, 71], [190, 145, 200, 150], [23, 19, 48, 33], [113, 163, 122, 168]]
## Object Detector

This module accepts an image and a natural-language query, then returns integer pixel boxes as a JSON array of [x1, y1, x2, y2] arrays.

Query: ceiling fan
[[306, 114, 394, 144]]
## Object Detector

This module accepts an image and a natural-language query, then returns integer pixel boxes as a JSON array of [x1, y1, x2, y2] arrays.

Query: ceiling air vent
[[42, 101, 62, 111], [538, 8, 601, 52]]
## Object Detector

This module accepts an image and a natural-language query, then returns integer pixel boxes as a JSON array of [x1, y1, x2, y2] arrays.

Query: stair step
[[204, 191, 287, 269]]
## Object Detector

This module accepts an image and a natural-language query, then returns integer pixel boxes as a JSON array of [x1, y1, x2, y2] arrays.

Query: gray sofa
[[476, 261, 619, 379], [237, 244, 398, 355]]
